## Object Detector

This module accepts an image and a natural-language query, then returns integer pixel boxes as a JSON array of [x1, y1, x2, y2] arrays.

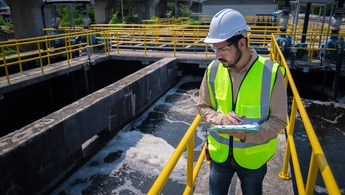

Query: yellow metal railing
[[273, 31, 345, 62], [147, 114, 204, 195], [271, 34, 341, 195], [147, 33, 341, 195], [0, 22, 341, 85], [142, 17, 190, 25], [0, 29, 109, 84]]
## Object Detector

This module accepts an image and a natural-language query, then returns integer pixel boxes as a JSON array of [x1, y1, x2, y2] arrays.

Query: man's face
[[211, 39, 242, 68]]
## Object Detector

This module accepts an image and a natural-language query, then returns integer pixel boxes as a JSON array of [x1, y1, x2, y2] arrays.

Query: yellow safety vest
[[206, 55, 283, 170]]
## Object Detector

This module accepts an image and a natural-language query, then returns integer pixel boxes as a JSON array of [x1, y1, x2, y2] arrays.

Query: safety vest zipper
[[229, 136, 233, 155]]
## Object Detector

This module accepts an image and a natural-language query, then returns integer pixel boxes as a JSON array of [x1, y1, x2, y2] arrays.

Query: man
[[197, 8, 287, 195]]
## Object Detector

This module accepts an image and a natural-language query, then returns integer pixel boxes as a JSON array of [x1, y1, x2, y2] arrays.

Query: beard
[[219, 48, 242, 68]]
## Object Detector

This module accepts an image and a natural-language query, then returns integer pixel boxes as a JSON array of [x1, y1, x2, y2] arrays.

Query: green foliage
[[321, 2, 334, 16], [165, 2, 175, 17], [188, 18, 201, 25], [151, 15, 159, 20], [109, 13, 119, 24], [87, 5, 95, 22], [111, 1, 137, 24], [177, 4, 192, 17], [0, 17, 4, 25], [123, 16, 137, 24], [0, 17, 13, 34], [164, 3, 193, 18], [0, 47, 17, 56], [57, 5, 95, 27], [172, 17, 182, 24], [278, 0, 285, 10]]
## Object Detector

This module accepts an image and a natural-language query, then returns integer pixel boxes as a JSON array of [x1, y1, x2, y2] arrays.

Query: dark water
[[293, 99, 345, 194], [50, 74, 345, 195]]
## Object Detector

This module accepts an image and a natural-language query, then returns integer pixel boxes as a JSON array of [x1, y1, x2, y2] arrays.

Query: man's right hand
[[221, 112, 245, 125]]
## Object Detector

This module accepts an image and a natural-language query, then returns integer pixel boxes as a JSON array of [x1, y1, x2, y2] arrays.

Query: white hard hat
[[204, 8, 250, 43]]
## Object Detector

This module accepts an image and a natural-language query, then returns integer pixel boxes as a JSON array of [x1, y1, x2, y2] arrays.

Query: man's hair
[[226, 34, 248, 49]]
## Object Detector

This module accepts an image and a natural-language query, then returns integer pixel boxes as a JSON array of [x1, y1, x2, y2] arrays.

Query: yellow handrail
[[5, 23, 340, 85], [0, 29, 109, 84], [270, 34, 341, 195], [147, 114, 203, 195]]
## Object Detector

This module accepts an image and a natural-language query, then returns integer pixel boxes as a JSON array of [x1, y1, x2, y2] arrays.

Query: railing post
[[144, 31, 147, 56], [37, 42, 44, 74], [305, 154, 318, 195], [279, 98, 297, 181], [64, 34, 71, 67], [116, 31, 120, 55], [15, 41, 23, 72], [186, 134, 194, 195], [173, 32, 176, 57], [45, 36, 51, 65], [1, 47, 11, 84]]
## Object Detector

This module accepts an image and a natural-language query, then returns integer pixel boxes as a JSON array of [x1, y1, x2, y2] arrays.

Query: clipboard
[[210, 123, 260, 132]]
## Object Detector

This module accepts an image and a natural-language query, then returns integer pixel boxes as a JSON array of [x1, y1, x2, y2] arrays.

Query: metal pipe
[[41, 2, 46, 29], [301, 3, 311, 43], [323, 0, 335, 50], [121, 0, 123, 23], [175, 0, 177, 18], [282, 40, 287, 52], [111, 45, 271, 54], [318, 4, 327, 48], [292, 1, 300, 46], [331, 44, 343, 100]]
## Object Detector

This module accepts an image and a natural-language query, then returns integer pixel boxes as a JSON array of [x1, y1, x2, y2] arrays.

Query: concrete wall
[[0, 57, 178, 195], [5, 0, 45, 39], [201, 0, 278, 16]]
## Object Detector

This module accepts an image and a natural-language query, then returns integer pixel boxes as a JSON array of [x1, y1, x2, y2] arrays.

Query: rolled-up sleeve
[[197, 72, 225, 126]]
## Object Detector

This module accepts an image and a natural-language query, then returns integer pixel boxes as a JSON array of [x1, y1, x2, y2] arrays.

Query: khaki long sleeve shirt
[[197, 48, 288, 144]]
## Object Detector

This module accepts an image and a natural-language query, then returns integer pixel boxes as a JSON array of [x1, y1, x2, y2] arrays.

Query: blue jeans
[[209, 154, 267, 195]]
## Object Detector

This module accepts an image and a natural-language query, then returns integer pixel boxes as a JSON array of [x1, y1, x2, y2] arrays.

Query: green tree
[[177, 4, 192, 17], [109, 10, 120, 24], [111, 1, 137, 23], [57, 4, 95, 27], [165, 2, 175, 17], [278, 0, 285, 10]]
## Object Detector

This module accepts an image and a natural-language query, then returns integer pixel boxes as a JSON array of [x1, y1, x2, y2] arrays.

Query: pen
[[231, 111, 243, 124]]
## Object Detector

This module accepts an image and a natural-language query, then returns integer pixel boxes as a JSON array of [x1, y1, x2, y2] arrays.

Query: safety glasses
[[211, 42, 235, 55]]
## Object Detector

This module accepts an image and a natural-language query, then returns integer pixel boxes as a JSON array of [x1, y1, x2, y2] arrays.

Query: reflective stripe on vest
[[208, 61, 219, 110], [206, 56, 281, 169], [209, 130, 276, 148]]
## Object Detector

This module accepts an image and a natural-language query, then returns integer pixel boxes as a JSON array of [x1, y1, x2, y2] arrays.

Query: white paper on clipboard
[[210, 123, 260, 132]]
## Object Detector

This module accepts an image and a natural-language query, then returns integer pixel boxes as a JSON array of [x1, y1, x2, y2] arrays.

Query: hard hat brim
[[203, 37, 227, 44], [204, 29, 249, 44]]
